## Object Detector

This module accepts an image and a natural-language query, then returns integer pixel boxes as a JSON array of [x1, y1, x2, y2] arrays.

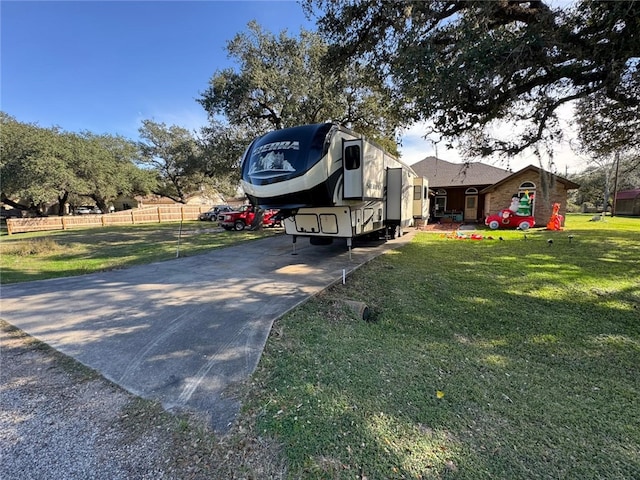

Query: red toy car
[[485, 209, 535, 230]]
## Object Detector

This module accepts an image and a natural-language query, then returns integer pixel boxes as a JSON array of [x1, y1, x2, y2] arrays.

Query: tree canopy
[[194, 120, 251, 197], [198, 21, 402, 154], [569, 153, 640, 208], [303, 0, 640, 159], [1, 114, 77, 214], [137, 120, 205, 204], [74, 132, 155, 213], [0, 113, 153, 215], [137, 119, 244, 202]]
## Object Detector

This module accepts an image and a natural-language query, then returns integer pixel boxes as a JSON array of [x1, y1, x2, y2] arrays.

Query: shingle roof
[[410, 156, 512, 188], [480, 165, 580, 193]]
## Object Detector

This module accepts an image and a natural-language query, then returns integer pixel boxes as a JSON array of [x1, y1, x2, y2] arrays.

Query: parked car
[[74, 206, 102, 215], [198, 205, 233, 221], [218, 205, 281, 231], [485, 209, 535, 230]]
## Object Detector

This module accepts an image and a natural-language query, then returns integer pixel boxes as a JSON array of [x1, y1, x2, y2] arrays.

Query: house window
[[465, 188, 478, 195]]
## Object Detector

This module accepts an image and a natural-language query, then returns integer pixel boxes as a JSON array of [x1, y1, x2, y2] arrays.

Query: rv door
[[343, 139, 363, 199]]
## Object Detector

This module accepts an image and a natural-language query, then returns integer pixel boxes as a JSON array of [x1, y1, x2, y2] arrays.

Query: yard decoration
[[442, 231, 494, 240], [509, 194, 520, 212], [517, 190, 533, 216], [485, 191, 536, 230], [546, 203, 564, 230]]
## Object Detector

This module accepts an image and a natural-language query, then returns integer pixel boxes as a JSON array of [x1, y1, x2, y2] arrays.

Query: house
[[411, 157, 579, 227], [411, 157, 511, 223], [615, 189, 640, 216]]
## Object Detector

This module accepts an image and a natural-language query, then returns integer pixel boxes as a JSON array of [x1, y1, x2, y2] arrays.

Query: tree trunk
[[1, 193, 27, 211], [611, 151, 620, 217], [249, 208, 264, 231], [57, 191, 69, 216], [603, 170, 611, 215]]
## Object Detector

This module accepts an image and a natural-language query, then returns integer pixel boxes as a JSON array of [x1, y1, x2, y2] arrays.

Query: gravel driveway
[[0, 321, 286, 479]]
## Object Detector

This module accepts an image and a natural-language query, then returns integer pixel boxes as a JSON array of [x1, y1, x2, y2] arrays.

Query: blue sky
[[2, 1, 313, 138], [2, 0, 583, 172]]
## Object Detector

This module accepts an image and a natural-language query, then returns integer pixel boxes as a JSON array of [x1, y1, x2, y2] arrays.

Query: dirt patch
[[420, 222, 464, 231]]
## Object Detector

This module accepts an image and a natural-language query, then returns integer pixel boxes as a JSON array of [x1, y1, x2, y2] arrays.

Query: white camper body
[[412, 176, 430, 220], [241, 123, 426, 244]]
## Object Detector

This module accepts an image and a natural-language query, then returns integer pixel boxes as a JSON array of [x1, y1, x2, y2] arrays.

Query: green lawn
[[242, 214, 640, 479], [0, 221, 280, 284], [1, 214, 638, 478]]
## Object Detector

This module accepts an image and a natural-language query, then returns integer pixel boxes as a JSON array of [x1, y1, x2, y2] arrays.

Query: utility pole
[[612, 151, 620, 217]]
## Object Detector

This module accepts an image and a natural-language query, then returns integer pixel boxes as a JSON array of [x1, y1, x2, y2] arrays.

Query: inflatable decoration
[[509, 194, 520, 212], [517, 191, 532, 216], [485, 191, 536, 230], [546, 203, 564, 230]]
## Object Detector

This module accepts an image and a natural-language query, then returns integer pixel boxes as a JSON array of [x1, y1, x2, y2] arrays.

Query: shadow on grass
[[0, 225, 282, 284], [246, 228, 640, 479]]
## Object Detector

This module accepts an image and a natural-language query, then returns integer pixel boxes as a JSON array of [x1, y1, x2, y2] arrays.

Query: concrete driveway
[[0, 232, 414, 432]]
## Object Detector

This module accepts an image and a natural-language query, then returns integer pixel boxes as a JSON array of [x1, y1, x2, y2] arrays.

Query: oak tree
[[1, 113, 153, 214], [137, 120, 204, 204], [198, 21, 401, 153], [303, 0, 640, 161]]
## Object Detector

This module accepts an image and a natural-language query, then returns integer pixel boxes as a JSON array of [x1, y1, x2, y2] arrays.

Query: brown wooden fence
[[5, 205, 209, 235]]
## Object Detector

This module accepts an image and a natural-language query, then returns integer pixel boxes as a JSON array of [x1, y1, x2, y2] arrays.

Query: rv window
[[413, 185, 421, 200], [344, 145, 360, 170]]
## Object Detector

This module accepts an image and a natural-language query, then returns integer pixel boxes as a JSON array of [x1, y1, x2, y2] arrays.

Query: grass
[[0, 221, 280, 284], [1, 214, 638, 478], [241, 214, 640, 479]]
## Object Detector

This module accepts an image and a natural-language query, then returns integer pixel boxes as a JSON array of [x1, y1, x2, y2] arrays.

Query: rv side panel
[[412, 176, 430, 220], [362, 142, 385, 200], [386, 168, 402, 221], [284, 203, 385, 238], [400, 168, 415, 229], [285, 206, 354, 237]]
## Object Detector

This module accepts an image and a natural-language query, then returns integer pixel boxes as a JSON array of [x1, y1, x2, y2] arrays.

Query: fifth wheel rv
[[240, 123, 428, 248]]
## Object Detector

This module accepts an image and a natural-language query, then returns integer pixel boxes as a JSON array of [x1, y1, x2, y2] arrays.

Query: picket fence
[[5, 205, 209, 235]]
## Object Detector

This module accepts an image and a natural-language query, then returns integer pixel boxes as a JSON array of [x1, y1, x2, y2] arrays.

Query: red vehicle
[[218, 204, 281, 231], [485, 209, 535, 230]]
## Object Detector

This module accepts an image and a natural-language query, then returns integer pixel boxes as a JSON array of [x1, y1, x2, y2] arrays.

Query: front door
[[464, 195, 478, 221]]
